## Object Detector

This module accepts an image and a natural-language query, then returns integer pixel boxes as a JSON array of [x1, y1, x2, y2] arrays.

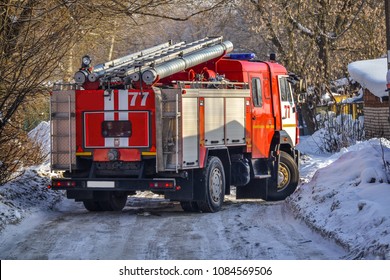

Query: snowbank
[[288, 137, 390, 259], [347, 58, 387, 99], [1, 121, 60, 231], [0, 164, 63, 231], [28, 121, 50, 155]]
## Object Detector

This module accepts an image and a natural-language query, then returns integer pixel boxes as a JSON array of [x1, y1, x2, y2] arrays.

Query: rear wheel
[[99, 192, 128, 211], [81, 191, 128, 212], [180, 201, 200, 212], [197, 156, 225, 213], [268, 151, 299, 201], [83, 200, 103, 212]]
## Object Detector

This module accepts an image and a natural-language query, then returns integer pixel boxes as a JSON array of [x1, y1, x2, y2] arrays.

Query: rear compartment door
[[80, 89, 153, 149]]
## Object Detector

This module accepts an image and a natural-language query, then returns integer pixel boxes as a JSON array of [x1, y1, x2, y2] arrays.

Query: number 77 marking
[[129, 92, 149, 106]]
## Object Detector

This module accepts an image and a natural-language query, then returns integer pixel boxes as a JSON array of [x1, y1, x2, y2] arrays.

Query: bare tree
[[0, 0, 233, 184], [0, 0, 79, 183], [241, 0, 384, 86], [227, 0, 384, 135]]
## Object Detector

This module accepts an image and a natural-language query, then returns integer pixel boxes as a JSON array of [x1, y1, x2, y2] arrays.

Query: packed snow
[[0, 123, 390, 259], [27, 121, 51, 155], [289, 136, 390, 259], [341, 88, 364, 104], [0, 122, 60, 231], [347, 58, 387, 99]]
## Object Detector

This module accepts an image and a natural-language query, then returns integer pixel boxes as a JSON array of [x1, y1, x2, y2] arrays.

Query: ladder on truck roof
[[74, 36, 233, 88]]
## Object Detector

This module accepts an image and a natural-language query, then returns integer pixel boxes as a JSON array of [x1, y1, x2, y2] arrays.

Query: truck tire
[[83, 200, 103, 212], [99, 192, 128, 211], [268, 151, 299, 201], [197, 156, 225, 213], [180, 201, 200, 212]]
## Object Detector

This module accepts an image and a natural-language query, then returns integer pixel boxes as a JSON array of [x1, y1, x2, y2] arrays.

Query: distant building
[[348, 58, 390, 139]]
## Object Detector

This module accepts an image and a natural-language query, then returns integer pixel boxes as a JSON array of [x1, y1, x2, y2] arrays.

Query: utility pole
[[386, 0, 390, 120], [386, 1, 390, 70]]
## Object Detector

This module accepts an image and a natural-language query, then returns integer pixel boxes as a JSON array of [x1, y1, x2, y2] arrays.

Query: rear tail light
[[51, 180, 77, 188], [149, 181, 175, 189]]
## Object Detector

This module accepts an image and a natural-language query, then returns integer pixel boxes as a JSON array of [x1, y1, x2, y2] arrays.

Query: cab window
[[251, 78, 263, 107], [279, 77, 293, 104]]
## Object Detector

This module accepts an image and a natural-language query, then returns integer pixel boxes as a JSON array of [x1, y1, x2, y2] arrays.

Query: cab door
[[278, 76, 297, 146], [250, 73, 273, 158]]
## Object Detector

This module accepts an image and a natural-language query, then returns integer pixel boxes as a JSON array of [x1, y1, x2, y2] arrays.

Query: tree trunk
[[300, 103, 316, 135]]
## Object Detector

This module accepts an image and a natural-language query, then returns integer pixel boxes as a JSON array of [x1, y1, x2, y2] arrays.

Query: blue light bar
[[228, 53, 256, 60]]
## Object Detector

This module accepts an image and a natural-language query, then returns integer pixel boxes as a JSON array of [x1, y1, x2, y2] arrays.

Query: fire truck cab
[[50, 37, 300, 213]]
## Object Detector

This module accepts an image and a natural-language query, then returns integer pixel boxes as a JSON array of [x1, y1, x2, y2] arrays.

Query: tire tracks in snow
[[0, 198, 346, 259]]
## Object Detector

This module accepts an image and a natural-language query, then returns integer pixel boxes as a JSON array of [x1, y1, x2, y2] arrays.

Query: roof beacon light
[[229, 53, 256, 60]]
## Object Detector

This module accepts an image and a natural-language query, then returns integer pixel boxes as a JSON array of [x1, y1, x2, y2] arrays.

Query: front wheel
[[268, 151, 299, 201], [197, 156, 225, 213]]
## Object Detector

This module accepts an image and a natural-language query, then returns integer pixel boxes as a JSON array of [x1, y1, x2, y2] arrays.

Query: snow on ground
[[1, 122, 390, 259], [288, 136, 390, 259], [0, 121, 63, 231], [27, 121, 51, 155], [0, 163, 63, 231]]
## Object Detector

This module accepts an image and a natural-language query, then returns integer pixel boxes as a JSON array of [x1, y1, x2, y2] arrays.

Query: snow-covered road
[[0, 194, 346, 260], [2, 133, 390, 260]]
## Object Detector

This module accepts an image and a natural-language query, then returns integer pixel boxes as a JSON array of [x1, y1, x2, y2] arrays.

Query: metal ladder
[[155, 88, 182, 172], [89, 36, 224, 83], [50, 89, 76, 171], [161, 90, 181, 172]]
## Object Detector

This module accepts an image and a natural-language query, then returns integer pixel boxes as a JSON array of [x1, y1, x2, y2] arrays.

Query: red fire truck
[[50, 36, 300, 212]]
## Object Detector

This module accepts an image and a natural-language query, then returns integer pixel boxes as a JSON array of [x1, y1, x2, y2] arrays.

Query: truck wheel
[[99, 192, 128, 211], [83, 200, 103, 212], [268, 151, 299, 201], [197, 156, 225, 213], [180, 201, 200, 212]]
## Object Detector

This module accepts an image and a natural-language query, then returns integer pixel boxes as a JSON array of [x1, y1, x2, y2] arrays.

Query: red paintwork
[[75, 89, 156, 161], [215, 58, 288, 158], [93, 149, 141, 162], [73, 56, 289, 165]]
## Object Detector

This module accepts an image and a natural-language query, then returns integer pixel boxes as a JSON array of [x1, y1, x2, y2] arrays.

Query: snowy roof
[[347, 58, 387, 98]]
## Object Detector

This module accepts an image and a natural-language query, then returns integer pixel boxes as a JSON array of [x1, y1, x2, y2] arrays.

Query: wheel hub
[[278, 163, 290, 191], [210, 168, 222, 203]]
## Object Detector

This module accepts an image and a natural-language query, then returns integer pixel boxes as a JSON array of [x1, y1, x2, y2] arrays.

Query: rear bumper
[[50, 177, 177, 192]]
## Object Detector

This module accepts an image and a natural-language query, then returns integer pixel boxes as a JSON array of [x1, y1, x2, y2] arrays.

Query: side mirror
[[300, 78, 307, 93]]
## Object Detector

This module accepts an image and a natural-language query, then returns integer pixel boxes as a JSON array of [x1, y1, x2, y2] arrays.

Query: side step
[[254, 174, 271, 179]]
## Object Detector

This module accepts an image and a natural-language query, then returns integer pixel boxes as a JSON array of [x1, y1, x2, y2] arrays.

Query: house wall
[[363, 89, 390, 139]]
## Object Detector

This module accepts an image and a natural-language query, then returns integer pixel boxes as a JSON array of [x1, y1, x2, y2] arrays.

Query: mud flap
[[236, 150, 279, 200], [236, 178, 268, 199], [164, 170, 201, 201]]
